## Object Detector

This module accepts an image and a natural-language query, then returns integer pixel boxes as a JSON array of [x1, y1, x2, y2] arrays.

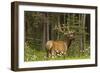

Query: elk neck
[[64, 37, 72, 48]]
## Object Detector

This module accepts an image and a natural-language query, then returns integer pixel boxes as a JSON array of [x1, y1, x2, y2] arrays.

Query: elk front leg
[[63, 49, 67, 59], [51, 49, 56, 58], [46, 50, 51, 58]]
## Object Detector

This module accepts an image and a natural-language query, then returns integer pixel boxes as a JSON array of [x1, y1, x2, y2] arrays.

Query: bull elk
[[46, 24, 75, 58]]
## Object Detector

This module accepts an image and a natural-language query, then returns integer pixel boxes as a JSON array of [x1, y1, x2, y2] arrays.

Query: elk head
[[55, 24, 75, 40]]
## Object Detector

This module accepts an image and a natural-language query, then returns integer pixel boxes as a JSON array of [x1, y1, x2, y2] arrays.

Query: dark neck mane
[[64, 37, 72, 49]]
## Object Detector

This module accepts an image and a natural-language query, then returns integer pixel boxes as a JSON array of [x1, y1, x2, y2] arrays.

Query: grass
[[24, 42, 90, 62]]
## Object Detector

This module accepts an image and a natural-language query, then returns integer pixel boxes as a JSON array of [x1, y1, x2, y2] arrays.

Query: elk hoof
[[51, 56, 55, 58]]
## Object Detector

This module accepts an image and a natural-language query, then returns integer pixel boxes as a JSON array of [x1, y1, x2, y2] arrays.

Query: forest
[[24, 11, 90, 61]]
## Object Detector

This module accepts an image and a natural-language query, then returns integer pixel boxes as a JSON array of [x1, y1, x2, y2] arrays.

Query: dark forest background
[[24, 11, 90, 61]]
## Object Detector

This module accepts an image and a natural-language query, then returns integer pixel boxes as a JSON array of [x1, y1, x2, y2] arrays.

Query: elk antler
[[54, 24, 70, 35], [58, 24, 66, 33]]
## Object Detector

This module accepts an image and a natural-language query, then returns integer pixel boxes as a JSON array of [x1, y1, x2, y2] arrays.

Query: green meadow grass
[[24, 45, 90, 62]]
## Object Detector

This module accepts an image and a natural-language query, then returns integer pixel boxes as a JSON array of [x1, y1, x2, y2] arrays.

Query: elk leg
[[46, 49, 51, 58], [63, 50, 67, 59], [63, 52, 66, 59], [51, 49, 56, 58]]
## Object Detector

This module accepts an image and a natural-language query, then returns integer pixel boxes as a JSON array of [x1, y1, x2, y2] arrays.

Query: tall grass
[[24, 41, 90, 62]]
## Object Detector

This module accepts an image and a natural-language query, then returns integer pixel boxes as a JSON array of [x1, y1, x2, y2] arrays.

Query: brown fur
[[46, 40, 68, 58]]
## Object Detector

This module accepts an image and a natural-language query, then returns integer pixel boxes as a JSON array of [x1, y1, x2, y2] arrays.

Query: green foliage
[[67, 40, 90, 58], [24, 41, 47, 61], [24, 41, 90, 61]]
